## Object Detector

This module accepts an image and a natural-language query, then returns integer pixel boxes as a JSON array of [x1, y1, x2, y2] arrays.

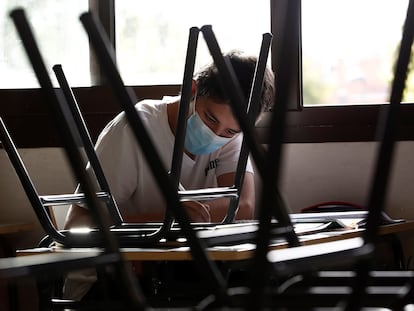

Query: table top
[[16, 220, 414, 262]]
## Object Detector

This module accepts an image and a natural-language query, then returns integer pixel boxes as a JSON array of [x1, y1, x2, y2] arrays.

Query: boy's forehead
[[202, 99, 241, 131]]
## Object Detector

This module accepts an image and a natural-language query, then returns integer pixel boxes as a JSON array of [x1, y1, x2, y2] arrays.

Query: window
[[0, 0, 90, 88], [1, 0, 414, 147], [115, 0, 270, 85], [301, 0, 411, 106]]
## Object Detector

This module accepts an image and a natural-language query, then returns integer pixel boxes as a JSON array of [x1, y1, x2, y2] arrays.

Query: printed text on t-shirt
[[205, 159, 219, 176]]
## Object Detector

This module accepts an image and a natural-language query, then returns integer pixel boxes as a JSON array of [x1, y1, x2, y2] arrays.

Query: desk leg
[[386, 234, 405, 269], [0, 236, 18, 311]]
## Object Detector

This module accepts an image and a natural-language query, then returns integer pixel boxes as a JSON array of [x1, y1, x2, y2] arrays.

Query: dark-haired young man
[[63, 51, 274, 300]]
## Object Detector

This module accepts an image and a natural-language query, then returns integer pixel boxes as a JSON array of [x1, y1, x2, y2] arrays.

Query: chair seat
[[300, 270, 414, 286], [198, 281, 412, 309], [0, 252, 120, 279], [39, 192, 110, 206], [268, 237, 373, 275]]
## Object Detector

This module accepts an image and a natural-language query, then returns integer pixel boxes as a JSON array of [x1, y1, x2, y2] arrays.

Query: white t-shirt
[[92, 96, 253, 219]]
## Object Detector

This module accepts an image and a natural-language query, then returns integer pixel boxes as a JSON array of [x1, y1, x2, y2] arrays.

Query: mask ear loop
[[190, 89, 197, 116]]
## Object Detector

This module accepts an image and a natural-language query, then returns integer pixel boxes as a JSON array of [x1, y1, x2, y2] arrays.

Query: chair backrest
[[52, 64, 123, 226], [169, 29, 274, 224], [0, 81, 130, 246], [222, 32, 273, 224], [8, 8, 146, 308], [265, 1, 414, 309], [197, 0, 414, 309], [200, 24, 300, 244], [51, 63, 181, 244], [0, 117, 65, 243], [170, 29, 273, 224], [79, 12, 229, 303], [344, 0, 414, 308]]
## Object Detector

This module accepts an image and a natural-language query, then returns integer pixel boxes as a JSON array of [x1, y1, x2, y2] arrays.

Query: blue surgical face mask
[[185, 111, 232, 155]]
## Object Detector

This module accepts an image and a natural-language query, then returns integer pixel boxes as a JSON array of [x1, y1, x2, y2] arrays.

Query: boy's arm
[[207, 171, 255, 222], [63, 204, 95, 229]]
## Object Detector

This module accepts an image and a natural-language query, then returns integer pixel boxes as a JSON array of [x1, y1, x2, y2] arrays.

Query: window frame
[[1, 0, 413, 148], [264, 0, 414, 143]]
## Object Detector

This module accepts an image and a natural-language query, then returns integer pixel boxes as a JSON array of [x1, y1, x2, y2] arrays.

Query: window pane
[[302, 0, 411, 106], [115, 0, 270, 85], [0, 0, 90, 88]]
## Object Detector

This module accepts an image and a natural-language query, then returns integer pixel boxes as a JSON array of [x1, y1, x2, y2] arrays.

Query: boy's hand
[[183, 200, 211, 222]]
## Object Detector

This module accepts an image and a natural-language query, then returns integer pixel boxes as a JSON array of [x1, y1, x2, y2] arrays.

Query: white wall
[[0, 148, 76, 248], [280, 142, 414, 218], [1, 142, 414, 262]]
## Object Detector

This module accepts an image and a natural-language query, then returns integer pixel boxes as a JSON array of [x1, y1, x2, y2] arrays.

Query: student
[[63, 50, 274, 230], [63, 51, 274, 300]]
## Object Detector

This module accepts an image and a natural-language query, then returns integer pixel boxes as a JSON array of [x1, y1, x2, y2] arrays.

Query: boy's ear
[[191, 80, 197, 97]]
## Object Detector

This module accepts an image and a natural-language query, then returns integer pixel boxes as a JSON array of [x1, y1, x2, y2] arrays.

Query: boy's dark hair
[[195, 50, 275, 116]]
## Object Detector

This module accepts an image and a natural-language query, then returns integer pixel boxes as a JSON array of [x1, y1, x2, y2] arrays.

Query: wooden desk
[[16, 220, 414, 262], [13, 221, 414, 308], [0, 223, 35, 236], [0, 222, 36, 260], [0, 222, 35, 258], [0, 222, 35, 311]]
